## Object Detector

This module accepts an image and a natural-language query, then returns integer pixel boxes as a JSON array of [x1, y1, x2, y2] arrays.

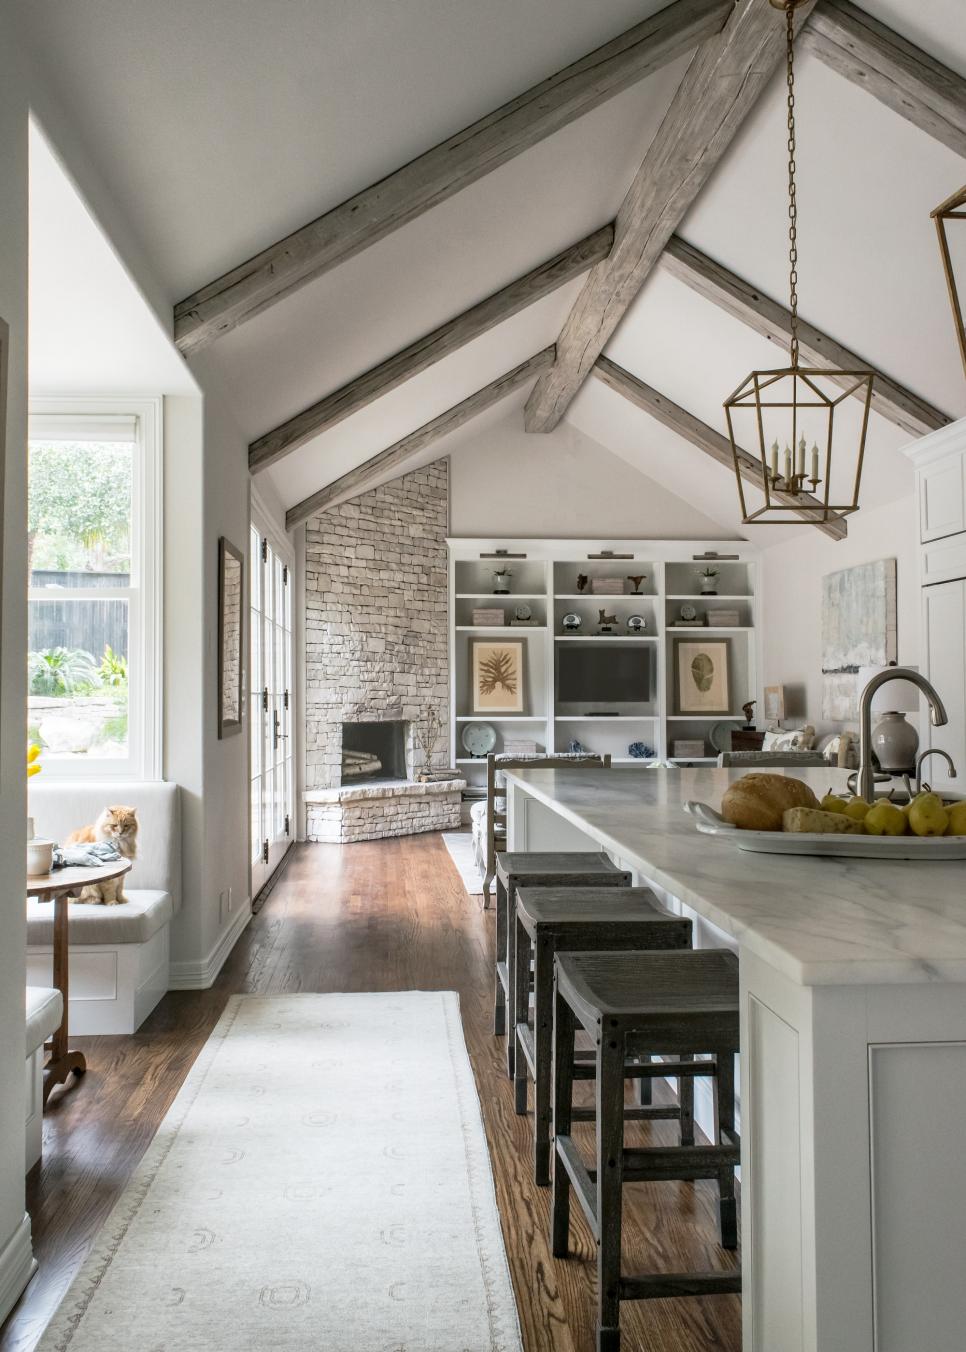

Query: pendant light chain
[[785, 0, 799, 369]]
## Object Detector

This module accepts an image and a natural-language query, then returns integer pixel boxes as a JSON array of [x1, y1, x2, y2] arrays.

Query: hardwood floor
[[2, 835, 741, 1352]]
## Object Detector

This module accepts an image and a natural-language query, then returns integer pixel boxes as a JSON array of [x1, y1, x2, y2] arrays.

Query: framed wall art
[[470, 638, 525, 715], [218, 536, 244, 738], [674, 638, 731, 716]]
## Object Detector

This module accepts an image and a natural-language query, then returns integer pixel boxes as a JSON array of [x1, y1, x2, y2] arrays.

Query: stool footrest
[[572, 1058, 717, 1082], [496, 959, 509, 997], [570, 1105, 680, 1123], [619, 1271, 742, 1301], [623, 1144, 740, 1182], [555, 1135, 598, 1237]]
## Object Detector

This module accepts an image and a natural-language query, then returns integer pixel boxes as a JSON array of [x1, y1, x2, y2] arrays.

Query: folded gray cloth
[[53, 842, 123, 869]]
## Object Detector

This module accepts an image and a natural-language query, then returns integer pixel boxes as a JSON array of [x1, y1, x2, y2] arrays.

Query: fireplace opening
[[340, 720, 408, 784]]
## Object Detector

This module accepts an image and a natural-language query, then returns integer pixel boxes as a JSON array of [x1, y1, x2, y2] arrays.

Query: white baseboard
[[169, 899, 252, 990], [0, 1214, 35, 1327]]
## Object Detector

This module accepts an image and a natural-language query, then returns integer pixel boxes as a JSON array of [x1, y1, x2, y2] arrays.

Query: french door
[[250, 517, 295, 896]]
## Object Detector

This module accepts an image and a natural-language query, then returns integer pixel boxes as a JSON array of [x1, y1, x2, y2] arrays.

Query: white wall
[[761, 493, 920, 735], [448, 413, 729, 539], [0, 35, 32, 1322]]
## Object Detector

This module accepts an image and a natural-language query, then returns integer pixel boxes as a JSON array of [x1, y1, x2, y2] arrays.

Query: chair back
[[482, 752, 611, 902], [717, 750, 826, 768]]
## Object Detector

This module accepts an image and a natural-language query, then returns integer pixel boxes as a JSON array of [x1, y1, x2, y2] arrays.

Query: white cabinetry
[[907, 417, 966, 789]]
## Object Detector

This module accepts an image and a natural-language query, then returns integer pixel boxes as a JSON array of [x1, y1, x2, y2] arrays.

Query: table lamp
[[857, 664, 921, 772]]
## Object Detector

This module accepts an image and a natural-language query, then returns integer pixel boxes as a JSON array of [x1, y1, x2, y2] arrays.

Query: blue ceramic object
[[627, 741, 655, 759], [567, 739, 586, 754]]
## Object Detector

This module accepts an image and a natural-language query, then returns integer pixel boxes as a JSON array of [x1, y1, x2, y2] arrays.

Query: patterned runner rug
[[39, 992, 521, 1351]]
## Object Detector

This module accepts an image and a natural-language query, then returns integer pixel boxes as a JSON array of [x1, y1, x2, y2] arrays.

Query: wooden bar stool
[[494, 851, 631, 1077], [513, 886, 693, 1185], [552, 949, 741, 1352]]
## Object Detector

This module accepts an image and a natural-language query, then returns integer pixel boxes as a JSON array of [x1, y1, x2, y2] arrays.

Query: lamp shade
[[858, 665, 920, 714]]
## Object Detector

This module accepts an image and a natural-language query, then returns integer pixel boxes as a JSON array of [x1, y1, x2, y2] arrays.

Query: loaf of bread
[[782, 807, 864, 834], [720, 773, 819, 832]]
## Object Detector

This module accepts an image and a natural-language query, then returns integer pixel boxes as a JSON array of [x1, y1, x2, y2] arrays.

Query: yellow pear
[[820, 793, 848, 815], [908, 792, 950, 838], [944, 801, 966, 837], [843, 797, 871, 822], [864, 801, 907, 836]]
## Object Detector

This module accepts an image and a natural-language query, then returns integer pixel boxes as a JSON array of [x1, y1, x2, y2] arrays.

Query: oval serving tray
[[683, 801, 966, 860]]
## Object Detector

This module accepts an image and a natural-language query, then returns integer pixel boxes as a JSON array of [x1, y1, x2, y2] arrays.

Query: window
[[27, 398, 162, 779]]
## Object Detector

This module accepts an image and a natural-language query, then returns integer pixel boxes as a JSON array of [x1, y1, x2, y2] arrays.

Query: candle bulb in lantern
[[770, 440, 779, 479], [784, 445, 792, 482], [811, 442, 820, 483], [797, 435, 806, 478]]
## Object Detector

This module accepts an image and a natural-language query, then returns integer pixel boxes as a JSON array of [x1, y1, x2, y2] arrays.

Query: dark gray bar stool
[[552, 948, 741, 1352], [494, 851, 631, 1077], [513, 885, 693, 1185]]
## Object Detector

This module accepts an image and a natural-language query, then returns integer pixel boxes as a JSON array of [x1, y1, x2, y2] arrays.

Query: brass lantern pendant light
[[724, 0, 875, 529]]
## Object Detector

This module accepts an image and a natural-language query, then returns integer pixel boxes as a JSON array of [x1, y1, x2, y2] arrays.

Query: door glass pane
[[28, 597, 129, 760]]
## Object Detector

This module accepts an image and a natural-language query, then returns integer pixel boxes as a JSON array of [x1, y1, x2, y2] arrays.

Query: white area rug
[[442, 831, 489, 897], [39, 992, 521, 1352]]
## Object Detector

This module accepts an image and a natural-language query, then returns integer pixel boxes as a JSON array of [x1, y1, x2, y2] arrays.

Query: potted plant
[[491, 566, 512, 595], [697, 566, 720, 596]]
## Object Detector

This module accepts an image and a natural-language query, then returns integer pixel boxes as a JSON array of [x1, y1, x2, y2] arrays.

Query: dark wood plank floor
[[1, 835, 740, 1352]]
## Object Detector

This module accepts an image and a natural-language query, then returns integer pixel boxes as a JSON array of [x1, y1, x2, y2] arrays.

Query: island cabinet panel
[[922, 578, 966, 790], [869, 1042, 966, 1351]]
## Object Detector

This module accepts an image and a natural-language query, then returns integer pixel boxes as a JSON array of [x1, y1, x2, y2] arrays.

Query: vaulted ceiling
[[13, 0, 966, 542]]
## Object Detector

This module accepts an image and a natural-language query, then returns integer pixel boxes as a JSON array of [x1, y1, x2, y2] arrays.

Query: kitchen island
[[504, 765, 966, 1352]]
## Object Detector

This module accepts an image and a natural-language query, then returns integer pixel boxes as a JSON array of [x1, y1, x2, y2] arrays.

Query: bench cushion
[[26, 986, 63, 1055], [26, 889, 173, 947], [28, 781, 181, 912]]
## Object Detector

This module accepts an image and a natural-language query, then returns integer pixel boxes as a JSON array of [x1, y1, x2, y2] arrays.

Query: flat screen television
[[557, 647, 650, 706]]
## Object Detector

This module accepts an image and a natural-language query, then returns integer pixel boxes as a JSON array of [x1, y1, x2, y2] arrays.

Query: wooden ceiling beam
[[524, 0, 817, 433], [250, 224, 613, 474], [661, 235, 950, 440], [174, 0, 730, 356], [592, 356, 848, 541], [285, 347, 554, 530], [802, 0, 966, 159]]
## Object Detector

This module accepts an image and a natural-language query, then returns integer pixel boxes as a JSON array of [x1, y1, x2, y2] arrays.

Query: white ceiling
[[28, 124, 197, 397], [16, 0, 966, 539]]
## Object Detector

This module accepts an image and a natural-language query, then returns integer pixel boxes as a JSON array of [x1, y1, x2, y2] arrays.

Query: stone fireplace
[[301, 461, 463, 843]]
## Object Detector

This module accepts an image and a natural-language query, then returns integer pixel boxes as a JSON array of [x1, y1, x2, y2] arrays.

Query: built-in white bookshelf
[[446, 540, 761, 790]]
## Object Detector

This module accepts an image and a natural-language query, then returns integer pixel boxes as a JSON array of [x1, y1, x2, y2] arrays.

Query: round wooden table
[[28, 859, 133, 1104]]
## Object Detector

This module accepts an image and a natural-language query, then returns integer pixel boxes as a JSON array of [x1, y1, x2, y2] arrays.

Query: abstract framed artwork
[[674, 638, 731, 716], [821, 558, 897, 723], [470, 638, 525, 715]]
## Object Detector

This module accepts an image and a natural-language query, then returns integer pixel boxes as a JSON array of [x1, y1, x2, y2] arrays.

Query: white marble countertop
[[504, 766, 966, 987]]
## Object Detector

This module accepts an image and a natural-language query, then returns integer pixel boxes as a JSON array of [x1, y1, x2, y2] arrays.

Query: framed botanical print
[[218, 536, 244, 738], [470, 638, 525, 715], [674, 638, 731, 716]]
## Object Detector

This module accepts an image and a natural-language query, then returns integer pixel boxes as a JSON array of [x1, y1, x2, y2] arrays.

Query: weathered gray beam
[[592, 356, 847, 541], [661, 235, 950, 440], [802, 0, 966, 159], [175, 0, 730, 355], [524, 0, 817, 433], [250, 225, 613, 473], [285, 348, 554, 530]]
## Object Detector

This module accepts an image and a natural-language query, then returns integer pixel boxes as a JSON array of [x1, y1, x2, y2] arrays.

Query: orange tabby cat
[[66, 806, 138, 905]]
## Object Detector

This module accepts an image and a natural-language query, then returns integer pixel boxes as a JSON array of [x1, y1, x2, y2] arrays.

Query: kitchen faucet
[[857, 668, 948, 804], [914, 747, 957, 796]]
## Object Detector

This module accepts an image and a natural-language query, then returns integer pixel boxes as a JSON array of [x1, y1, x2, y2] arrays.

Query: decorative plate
[[561, 612, 582, 632], [627, 614, 647, 633], [514, 603, 533, 622], [461, 722, 498, 757], [680, 603, 698, 622], [709, 720, 743, 753]]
